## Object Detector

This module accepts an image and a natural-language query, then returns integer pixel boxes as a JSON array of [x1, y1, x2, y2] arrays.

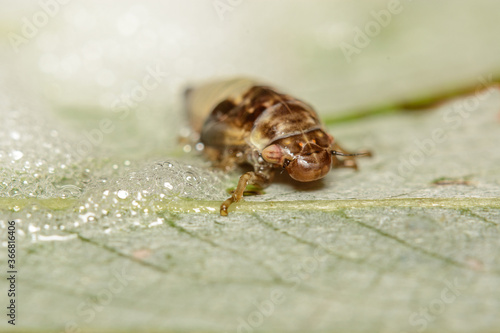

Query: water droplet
[[117, 190, 129, 199], [185, 170, 198, 184], [10, 131, 20, 140], [28, 224, 40, 233], [195, 142, 204, 151], [12, 150, 23, 161]]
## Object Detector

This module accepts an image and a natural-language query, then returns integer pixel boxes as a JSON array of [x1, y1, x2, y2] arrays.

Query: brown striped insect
[[184, 78, 371, 215]]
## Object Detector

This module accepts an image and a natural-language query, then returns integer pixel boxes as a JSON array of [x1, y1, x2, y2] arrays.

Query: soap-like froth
[[0, 85, 85, 199]]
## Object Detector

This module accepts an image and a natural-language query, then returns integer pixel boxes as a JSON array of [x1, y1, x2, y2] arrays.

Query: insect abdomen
[[184, 78, 256, 133]]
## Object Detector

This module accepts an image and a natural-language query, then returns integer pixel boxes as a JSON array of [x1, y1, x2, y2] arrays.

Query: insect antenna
[[331, 150, 370, 157]]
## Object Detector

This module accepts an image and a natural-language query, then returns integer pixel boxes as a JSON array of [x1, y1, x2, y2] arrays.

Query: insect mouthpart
[[282, 158, 291, 169]]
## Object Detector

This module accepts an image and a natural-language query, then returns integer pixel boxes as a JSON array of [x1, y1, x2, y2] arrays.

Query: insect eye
[[283, 158, 291, 168]]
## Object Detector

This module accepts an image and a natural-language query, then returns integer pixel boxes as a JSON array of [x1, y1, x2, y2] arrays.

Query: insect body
[[184, 78, 370, 215]]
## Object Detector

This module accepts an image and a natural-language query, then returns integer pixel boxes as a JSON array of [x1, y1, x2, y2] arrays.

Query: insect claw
[[220, 195, 237, 216], [220, 203, 229, 216]]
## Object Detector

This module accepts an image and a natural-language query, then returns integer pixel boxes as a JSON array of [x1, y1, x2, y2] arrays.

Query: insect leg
[[220, 171, 272, 216], [220, 172, 254, 216]]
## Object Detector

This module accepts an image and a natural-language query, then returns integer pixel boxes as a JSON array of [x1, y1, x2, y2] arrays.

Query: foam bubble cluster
[[0, 77, 234, 239], [1, 155, 231, 241], [75, 159, 229, 228], [0, 86, 85, 199]]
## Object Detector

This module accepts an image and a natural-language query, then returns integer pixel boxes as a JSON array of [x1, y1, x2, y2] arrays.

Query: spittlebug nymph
[[184, 78, 371, 216]]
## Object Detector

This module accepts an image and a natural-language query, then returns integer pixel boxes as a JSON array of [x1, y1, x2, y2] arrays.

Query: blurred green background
[[1, 0, 500, 154]]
